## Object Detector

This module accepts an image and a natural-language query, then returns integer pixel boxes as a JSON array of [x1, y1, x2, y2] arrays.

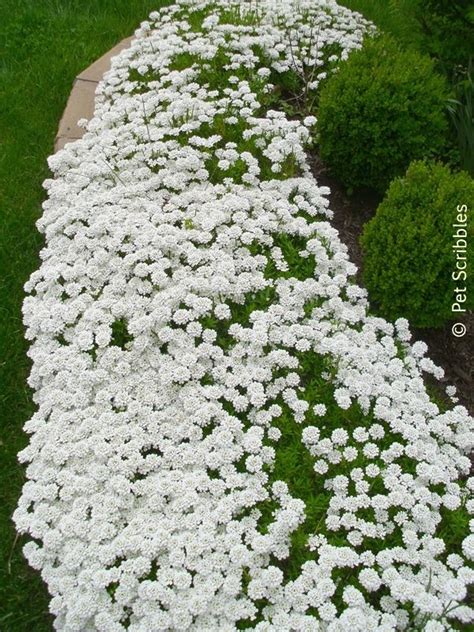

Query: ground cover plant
[[11, 0, 474, 630]]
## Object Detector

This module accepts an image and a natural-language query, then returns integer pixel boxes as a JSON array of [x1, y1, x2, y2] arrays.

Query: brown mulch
[[309, 153, 474, 416]]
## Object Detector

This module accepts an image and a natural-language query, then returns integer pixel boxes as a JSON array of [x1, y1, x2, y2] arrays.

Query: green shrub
[[360, 161, 474, 328], [406, 0, 474, 74], [317, 36, 450, 194], [340, 1, 474, 76]]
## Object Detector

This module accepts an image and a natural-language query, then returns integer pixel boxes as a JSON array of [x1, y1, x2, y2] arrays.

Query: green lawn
[[338, 0, 422, 47], [0, 2, 169, 629]]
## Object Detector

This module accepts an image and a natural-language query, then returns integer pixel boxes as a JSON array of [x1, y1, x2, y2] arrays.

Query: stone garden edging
[[54, 36, 133, 152]]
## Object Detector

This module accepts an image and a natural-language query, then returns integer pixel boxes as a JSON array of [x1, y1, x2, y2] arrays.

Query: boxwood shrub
[[317, 35, 450, 194], [360, 160, 474, 328]]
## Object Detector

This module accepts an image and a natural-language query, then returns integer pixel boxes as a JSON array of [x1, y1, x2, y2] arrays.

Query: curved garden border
[[54, 37, 133, 152], [17, 2, 474, 630]]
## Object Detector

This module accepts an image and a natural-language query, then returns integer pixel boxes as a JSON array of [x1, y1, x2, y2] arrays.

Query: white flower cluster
[[14, 1, 473, 631]]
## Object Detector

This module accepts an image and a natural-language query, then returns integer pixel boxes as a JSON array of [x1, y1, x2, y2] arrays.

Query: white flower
[[359, 568, 382, 592], [313, 403, 327, 416], [462, 534, 474, 560]]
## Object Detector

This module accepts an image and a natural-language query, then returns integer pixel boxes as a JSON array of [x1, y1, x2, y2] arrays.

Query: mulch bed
[[309, 152, 473, 416]]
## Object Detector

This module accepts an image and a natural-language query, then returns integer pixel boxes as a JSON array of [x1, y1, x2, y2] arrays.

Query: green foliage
[[317, 35, 450, 194], [448, 59, 474, 176], [403, 0, 474, 74], [339, 0, 474, 75], [361, 161, 474, 328], [110, 318, 133, 349], [337, 1, 473, 175]]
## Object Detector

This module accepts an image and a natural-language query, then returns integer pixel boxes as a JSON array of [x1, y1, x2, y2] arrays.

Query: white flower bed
[[14, 1, 474, 630]]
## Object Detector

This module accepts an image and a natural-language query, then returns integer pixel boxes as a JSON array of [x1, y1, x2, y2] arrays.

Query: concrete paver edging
[[54, 36, 133, 152]]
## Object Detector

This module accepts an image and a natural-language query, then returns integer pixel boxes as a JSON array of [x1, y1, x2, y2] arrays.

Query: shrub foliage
[[404, 0, 474, 73], [361, 160, 474, 328], [317, 35, 450, 194]]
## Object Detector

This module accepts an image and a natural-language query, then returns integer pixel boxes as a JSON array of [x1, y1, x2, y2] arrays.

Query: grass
[[0, 1, 171, 629], [337, 0, 423, 48]]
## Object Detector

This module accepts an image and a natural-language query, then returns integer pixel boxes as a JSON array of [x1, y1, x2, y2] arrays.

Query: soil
[[308, 152, 474, 416]]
